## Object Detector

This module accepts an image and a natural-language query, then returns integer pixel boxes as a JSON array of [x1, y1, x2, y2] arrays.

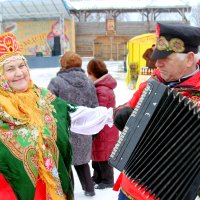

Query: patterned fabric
[[0, 80, 74, 200]]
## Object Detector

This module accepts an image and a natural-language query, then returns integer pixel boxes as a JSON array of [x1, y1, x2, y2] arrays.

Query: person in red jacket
[[87, 59, 119, 189], [113, 22, 200, 200]]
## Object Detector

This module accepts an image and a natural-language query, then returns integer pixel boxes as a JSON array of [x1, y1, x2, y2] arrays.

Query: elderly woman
[[0, 32, 113, 200]]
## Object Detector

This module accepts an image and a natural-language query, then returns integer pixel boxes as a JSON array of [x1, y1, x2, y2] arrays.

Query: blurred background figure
[[87, 59, 119, 190], [48, 51, 98, 197], [126, 62, 138, 89], [143, 44, 156, 74], [47, 20, 70, 55]]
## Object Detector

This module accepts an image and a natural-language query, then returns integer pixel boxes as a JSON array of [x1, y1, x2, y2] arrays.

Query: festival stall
[[126, 33, 156, 89]]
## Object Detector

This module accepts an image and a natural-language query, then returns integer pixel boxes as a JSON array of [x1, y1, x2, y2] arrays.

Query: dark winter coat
[[92, 73, 119, 161], [48, 67, 98, 165]]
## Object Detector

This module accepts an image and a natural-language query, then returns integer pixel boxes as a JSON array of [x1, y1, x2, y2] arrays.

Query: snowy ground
[[30, 59, 133, 200]]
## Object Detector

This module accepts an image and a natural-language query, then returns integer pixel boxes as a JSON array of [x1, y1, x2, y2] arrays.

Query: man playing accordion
[[113, 23, 200, 200]]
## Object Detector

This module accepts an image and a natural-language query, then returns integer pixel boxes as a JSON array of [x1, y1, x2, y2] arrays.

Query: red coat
[[0, 174, 46, 200], [92, 74, 119, 161], [114, 69, 200, 199]]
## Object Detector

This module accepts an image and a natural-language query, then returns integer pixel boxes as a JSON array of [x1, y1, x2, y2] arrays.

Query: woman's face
[[87, 71, 97, 82], [3, 59, 30, 92], [52, 23, 61, 36]]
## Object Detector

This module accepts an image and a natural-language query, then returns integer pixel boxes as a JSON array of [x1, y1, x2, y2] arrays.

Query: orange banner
[[2, 19, 75, 56]]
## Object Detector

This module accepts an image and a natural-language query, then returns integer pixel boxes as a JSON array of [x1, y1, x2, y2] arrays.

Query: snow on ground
[[30, 60, 133, 200]]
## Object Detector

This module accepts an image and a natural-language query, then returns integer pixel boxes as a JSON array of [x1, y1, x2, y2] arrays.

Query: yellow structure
[[126, 33, 156, 89], [3, 19, 75, 56]]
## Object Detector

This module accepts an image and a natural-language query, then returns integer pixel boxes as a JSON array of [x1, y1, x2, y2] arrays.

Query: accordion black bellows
[[109, 78, 200, 200]]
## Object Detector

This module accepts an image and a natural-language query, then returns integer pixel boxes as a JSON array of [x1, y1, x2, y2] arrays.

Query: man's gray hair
[[176, 52, 200, 63]]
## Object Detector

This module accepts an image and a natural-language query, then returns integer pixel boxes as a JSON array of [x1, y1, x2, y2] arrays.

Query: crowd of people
[[0, 22, 200, 200]]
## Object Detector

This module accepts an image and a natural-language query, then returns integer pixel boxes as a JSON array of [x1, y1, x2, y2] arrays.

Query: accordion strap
[[120, 173, 159, 200]]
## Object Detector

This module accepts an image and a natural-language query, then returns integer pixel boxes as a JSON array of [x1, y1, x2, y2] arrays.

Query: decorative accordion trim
[[121, 174, 159, 200]]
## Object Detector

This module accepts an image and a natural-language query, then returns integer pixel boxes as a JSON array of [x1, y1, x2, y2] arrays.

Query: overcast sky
[[69, 0, 200, 6]]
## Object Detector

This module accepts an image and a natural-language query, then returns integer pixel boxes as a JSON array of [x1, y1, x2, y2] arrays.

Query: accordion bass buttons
[[145, 113, 151, 117]]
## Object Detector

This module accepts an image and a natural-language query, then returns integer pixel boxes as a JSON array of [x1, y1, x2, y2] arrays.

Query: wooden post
[[110, 36, 113, 61], [93, 41, 95, 58]]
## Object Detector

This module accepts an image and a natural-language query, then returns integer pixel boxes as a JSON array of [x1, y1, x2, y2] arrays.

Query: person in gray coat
[[48, 51, 98, 197]]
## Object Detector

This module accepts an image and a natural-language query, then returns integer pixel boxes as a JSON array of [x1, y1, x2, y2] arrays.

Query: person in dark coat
[[87, 59, 119, 190], [48, 51, 98, 197], [143, 44, 156, 73]]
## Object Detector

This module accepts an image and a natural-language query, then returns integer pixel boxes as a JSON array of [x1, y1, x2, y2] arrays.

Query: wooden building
[[70, 0, 192, 60], [0, 0, 192, 62]]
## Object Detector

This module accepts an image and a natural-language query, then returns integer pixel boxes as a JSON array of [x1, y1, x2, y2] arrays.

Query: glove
[[114, 106, 133, 131]]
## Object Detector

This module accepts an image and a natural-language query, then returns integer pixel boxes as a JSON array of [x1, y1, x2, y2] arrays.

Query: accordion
[[109, 78, 200, 200]]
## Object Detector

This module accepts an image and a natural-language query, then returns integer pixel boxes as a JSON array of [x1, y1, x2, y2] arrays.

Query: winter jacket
[[48, 67, 98, 165], [92, 73, 119, 161]]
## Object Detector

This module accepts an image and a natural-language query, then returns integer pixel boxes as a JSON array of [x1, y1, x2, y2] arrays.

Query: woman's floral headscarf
[[0, 32, 67, 199]]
